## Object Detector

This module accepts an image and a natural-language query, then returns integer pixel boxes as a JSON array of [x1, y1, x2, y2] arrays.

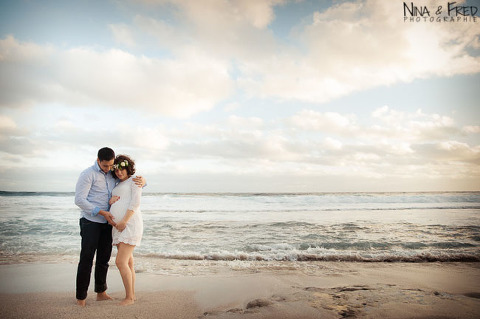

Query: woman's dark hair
[[114, 154, 136, 177], [98, 147, 115, 162]]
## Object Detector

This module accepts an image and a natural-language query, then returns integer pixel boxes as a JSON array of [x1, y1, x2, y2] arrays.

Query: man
[[74, 147, 144, 306]]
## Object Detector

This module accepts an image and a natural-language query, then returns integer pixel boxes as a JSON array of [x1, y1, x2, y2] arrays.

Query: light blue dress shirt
[[75, 161, 118, 224]]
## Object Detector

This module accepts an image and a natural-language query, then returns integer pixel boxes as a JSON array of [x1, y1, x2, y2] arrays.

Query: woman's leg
[[128, 255, 136, 300], [115, 243, 136, 305]]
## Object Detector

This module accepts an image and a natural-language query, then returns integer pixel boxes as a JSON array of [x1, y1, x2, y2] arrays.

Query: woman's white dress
[[110, 177, 143, 246]]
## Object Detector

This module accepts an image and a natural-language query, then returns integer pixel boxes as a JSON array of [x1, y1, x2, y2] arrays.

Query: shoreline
[[1, 260, 479, 318]]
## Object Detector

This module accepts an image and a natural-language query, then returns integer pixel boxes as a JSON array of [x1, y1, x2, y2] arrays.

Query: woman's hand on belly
[[115, 220, 127, 232]]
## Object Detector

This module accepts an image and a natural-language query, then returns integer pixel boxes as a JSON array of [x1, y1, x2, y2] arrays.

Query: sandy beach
[[1, 259, 479, 318]]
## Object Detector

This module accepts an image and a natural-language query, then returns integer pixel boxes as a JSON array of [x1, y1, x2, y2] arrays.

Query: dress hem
[[113, 239, 141, 246]]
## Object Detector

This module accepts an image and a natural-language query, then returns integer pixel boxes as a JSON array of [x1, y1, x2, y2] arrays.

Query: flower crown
[[112, 160, 129, 171]]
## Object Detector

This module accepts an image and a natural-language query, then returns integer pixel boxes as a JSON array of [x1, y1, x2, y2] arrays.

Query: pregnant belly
[[110, 201, 127, 220]]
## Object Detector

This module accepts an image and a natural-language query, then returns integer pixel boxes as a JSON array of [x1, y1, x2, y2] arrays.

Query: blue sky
[[0, 0, 479, 192]]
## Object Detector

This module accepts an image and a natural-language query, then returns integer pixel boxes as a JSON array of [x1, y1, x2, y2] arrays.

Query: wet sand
[[1, 260, 480, 318]]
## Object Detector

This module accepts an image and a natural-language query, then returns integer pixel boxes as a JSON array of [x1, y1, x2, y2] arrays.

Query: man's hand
[[99, 210, 116, 227], [116, 220, 127, 232], [132, 175, 146, 188], [109, 196, 120, 205]]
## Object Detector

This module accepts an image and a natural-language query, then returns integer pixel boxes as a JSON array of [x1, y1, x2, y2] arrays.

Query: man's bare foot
[[76, 299, 86, 307], [96, 292, 113, 301], [119, 298, 134, 306]]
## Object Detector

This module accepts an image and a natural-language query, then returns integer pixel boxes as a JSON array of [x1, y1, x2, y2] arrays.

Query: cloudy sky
[[0, 0, 479, 193]]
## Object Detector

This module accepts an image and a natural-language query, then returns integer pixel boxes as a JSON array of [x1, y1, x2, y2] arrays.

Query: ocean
[[1, 191, 479, 265]]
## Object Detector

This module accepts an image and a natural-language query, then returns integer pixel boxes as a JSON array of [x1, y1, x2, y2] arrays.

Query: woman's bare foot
[[96, 292, 113, 301], [119, 298, 134, 306], [76, 299, 86, 307]]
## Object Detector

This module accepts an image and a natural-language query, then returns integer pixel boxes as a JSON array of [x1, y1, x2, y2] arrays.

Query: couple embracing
[[74, 147, 145, 306]]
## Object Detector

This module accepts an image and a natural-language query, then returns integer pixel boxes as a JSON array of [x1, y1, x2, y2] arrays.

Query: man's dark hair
[[97, 147, 115, 161]]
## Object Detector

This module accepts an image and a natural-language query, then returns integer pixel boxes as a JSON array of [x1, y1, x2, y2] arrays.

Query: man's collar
[[94, 161, 102, 172]]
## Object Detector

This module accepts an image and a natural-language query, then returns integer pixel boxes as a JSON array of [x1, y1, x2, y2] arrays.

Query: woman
[[109, 155, 143, 306]]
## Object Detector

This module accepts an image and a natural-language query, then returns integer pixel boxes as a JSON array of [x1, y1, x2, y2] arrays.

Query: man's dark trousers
[[76, 217, 113, 300]]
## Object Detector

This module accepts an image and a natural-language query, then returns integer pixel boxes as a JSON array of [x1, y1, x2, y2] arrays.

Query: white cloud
[[127, 126, 170, 151], [54, 119, 76, 130], [238, 0, 480, 103], [370, 106, 458, 141], [4, 0, 475, 116], [131, 0, 479, 106], [437, 141, 480, 162], [148, 0, 284, 30], [226, 115, 264, 129], [142, 108, 479, 177], [0, 36, 233, 118], [0, 0, 479, 192], [289, 110, 356, 134], [0, 104, 479, 191], [323, 137, 343, 150], [235, 0, 284, 29], [0, 36, 56, 108], [0, 115, 16, 130], [109, 23, 137, 47], [463, 126, 480, 134], [133, 15, 183, 49], [133, 1, 281, 62]]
